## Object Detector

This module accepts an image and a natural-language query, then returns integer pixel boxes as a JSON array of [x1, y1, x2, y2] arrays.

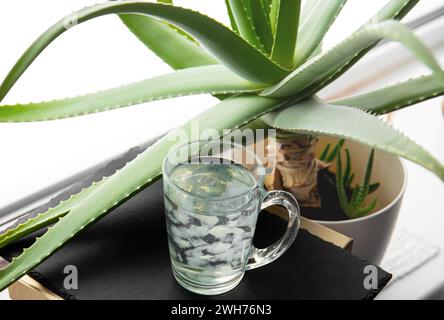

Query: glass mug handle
[[245, 190, 301, 270]]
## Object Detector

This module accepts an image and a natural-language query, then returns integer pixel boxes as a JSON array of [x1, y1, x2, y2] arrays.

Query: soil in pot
[[301, 169, 351, 222]]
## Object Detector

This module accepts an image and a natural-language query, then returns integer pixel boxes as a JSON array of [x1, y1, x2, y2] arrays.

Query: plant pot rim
[[313, 157, 408, 225]]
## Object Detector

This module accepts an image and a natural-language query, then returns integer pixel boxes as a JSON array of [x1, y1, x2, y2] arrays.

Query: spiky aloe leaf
[[294, 0, 347, 66], [226, 0, 265, 52], [120, 14, 217, 70], [326, 139, 345, 163], [343, 148, 352, 186], [369, 183, 380, 194], [295, 0, 421, 97], [346, 173, 355, 189], [269, 0, 279, 35], [0, 180, 104, 250], [332, 74, 444, 115], [356, 198, 378, 217], [121, 0, 227, 99], [370, 0, 420, 23], [336, 150, 351, 216], [225, 0, 239, 34], [320, 144, 331, 162], [261, 0, 272, 16], [261, 98, 444, 181], [349, 187, 359, 213], [363, 149, 375, 186], [0, 1, 290, 103], [316, 139, 345, 163], [0, 94, 288, 292], [270, 0, 301, 69], [250, 0, 274, 53], [350, 149, 374, 213], [152, 0, 194, 41], [0, 65, 264, 122], [262, 20, 443, 98]]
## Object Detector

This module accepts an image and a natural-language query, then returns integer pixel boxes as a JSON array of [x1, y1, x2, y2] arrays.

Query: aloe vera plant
[[335, 147, 379, 219], [0, 0, 444, 291], [321, 140, 381, 219]]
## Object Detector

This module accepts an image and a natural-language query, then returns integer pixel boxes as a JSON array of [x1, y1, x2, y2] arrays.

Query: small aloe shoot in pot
[[323, 140, 380, 219]]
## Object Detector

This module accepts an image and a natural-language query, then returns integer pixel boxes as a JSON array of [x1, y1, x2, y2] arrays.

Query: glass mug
[[162, 140, 300, 295]]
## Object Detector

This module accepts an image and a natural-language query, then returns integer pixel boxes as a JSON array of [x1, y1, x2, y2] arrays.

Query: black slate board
[[1, 179, 391, 300]]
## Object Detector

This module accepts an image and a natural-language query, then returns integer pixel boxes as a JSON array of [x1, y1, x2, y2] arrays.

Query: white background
[[0, 0, 443, 300]]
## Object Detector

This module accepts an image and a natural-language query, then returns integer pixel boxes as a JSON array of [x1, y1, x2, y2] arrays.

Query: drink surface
[[165, 163, 259, 291], [170, 162, 257, 199]]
